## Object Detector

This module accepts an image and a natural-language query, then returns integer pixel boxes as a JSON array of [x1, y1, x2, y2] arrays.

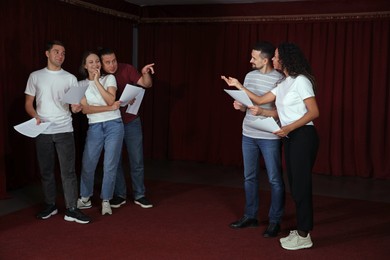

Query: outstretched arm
[[221, 75, 276, 105], [137, 63, 155, 88]]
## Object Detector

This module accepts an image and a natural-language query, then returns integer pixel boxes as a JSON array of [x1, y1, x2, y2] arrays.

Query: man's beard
[[252, 63, 263, 70]]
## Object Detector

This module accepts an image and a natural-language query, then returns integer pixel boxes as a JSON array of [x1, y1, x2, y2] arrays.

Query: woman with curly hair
[[222, 42, 319, 250]]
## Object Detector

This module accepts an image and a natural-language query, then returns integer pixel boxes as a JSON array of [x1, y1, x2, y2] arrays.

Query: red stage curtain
[[0, 0, 135, 198], [138, 17, 390, 179], [1, 1, 389, 200]]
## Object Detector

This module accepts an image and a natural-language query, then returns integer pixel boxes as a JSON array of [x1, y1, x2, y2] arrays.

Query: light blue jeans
[[114, 117, 146, 200], [242, 135, 285, 223], [80, 118, 124, 200]]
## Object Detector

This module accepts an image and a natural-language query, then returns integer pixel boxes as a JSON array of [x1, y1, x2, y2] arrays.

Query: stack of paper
[[14, 118, 51, 138], [224, 89, 253, 107], [246, 117, 280, 133], [61, 82, 88, 104], [119, 84, 145, 115]]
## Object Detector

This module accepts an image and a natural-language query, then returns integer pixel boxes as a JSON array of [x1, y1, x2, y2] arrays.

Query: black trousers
[[283, 125, 319, 232], [35, 133, 78, 209]]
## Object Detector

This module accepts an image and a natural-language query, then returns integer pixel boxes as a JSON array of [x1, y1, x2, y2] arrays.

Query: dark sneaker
[[64, 207, 91, 224], [110, 196, 126, 209], [36, 204, 58, 220], [134, 197, 153, 208]]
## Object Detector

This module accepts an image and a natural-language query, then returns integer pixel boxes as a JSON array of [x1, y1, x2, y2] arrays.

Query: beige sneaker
[[280, 230, 298, 243], [280, 231, 313, 250], [77, 197, 92, 209], [101, 201, 112, 215]]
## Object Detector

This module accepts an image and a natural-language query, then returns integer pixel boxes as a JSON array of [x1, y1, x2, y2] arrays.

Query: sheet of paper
[[119, 84, 143, 107], [61, 82, 88, 104], [224, 89, 253, 107], [246, 117, 281, 133], [125, 88, 145, 115], [14, 118, 52, 138]]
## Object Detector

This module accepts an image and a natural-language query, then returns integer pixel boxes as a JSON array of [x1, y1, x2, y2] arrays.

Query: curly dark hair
[[277, 42, 316, 91]]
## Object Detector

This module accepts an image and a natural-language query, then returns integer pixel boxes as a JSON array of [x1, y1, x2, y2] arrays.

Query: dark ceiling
[[124, 0, 306, 7]]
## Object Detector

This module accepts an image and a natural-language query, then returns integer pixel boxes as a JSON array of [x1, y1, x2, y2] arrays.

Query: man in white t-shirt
[[228, 42, 285, 238], [24, 40, 91, 224]]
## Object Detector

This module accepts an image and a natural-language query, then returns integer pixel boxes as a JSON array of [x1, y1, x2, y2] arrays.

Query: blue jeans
[[114, 117, 146, 200], [242, 135, 285, 223], [80, 118, 124, 200], [35, 133, 78, 209]]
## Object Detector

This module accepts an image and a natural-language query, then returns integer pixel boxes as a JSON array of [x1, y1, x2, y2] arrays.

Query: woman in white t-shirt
[[222, 42, 319, 251], [77, 51, 124, 216]]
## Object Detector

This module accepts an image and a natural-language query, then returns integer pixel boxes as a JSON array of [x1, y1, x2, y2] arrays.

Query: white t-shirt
[[242, 69, 283, 140], [80, 74, 121, 124], [24, 68, 77, 134], [271, 75, 315, 127]]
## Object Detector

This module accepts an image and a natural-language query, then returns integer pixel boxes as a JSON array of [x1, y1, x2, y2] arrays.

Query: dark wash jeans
[[242, 135, 285, 223], [35, 132, 78, 209]]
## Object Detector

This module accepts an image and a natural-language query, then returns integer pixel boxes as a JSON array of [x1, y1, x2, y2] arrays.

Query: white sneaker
[[280, 230, 298, 243], [280, 230, 313, 250], [102, 201, 112, 215], [77, 198, 92, 209]]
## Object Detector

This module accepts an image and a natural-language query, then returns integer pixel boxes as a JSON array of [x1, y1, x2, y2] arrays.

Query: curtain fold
[[1, 1, 389, 200]]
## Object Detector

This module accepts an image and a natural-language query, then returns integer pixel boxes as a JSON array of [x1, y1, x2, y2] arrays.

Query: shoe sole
[[281, 243, 313, 250], [230, 223, 259, 229], [77, 205, 92, 209], [77, 201, 92, 209], [38, 209, 58, 220], [134, 201, 153, 208], [64, 215, 90, 224], [110, 201, 126, 209]]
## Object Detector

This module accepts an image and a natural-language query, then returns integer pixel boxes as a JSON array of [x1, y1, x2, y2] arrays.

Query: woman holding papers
[[222, 42, 319, 251], [77, 51, 124, 216]]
